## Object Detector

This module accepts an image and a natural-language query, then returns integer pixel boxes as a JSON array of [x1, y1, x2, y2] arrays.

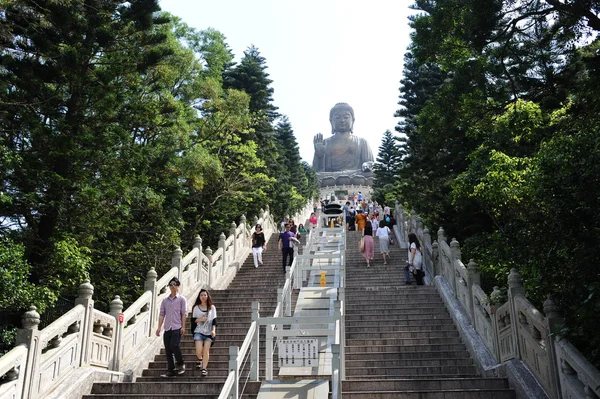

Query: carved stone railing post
[[193, 235, 203, 282], [489, 286, 503, 361], [432, 240, 439, 276], [16, 306, 41, 399], [204, 247, 213, 288], [230, 222, 237, 260], [466, 260, 480, 323], [450, 238, 461, 295], [437, 226, 447, 243], [415, 216, 423, 232], [252, 216, 259, 230], [508, 268, 526, 361], [543, 296, 563, 398], [219, 232, 227, 276], [423, 228, 432, 278], [240, 215, 247, 246], [250, 302, 260, 381], [172, 246, 183, 280], [109, 295, 124, 371], [259, 208, 265, 220], [144, 267, 158, 334], [74, 280, 95, 366]]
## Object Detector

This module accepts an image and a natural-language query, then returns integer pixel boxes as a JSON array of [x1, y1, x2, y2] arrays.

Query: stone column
[[16, 306, 41, 399], [228, 346, 239, 398], [230, 223, 237, 262], [432, 240, 439, 276], [508, 268, 526, 361], [466, 260, 480, 323], [193, 236, 203, 283], [415, 216, 424, 233], [204, 247, 213, 288], [172, 246, 183, 280], [240, 215, 247, 246], [250, 302, 260, 381], [259, 208, 265, 221], [450, 238, 461, 296], [543, 296, 563, 399], [145, 267, 158, 333], [219, 232, 227, 276], [109, 295, 124, 371], [423, 228, 431, 280], [74, 280, 95, 366]]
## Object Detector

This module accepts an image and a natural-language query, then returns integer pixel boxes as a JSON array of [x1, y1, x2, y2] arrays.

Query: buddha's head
[[330, 103, 355, 134]]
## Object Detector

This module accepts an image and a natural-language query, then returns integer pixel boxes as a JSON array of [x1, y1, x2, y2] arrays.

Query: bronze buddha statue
[[312, 103, 374, 173]]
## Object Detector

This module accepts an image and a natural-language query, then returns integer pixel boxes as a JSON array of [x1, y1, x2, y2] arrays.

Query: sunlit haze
[[159, 0, 414, 163]]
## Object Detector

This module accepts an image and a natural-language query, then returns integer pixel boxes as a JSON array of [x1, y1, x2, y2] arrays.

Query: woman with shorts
[[192, 289, 217, 376]]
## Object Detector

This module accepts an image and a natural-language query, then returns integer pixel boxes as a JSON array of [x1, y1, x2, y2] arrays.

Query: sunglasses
[[169, 282, 178, 287]]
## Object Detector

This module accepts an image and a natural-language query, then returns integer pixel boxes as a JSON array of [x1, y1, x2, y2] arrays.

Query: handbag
[[359, 237, 365, 252]]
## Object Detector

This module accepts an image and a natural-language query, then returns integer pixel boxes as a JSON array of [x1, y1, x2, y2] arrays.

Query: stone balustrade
[[395, 202, 600, 399], [0, 203, 297, 399]]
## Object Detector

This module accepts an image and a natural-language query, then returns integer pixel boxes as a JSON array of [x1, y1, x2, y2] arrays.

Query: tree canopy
[[375, 0, 600, 367], [0, 1, 317, 354]]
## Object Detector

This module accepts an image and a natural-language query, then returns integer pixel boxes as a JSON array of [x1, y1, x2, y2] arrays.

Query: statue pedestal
[[317, 170, 374, 188]]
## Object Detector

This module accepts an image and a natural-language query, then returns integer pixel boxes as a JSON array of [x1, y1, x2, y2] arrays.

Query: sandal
[[201, 368, 208, 376]]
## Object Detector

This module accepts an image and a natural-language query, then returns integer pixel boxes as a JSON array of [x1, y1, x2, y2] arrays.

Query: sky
[[159, 0, 415, 163]]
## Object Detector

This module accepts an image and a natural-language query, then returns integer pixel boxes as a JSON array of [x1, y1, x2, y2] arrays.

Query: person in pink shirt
[[309, 212, 318, 229], [156, 277, 187, 377]]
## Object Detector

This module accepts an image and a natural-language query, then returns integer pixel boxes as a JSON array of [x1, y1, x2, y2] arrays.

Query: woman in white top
[[376, 222, 392, 265], [407, 233, 424, 285], [192, 289, 217, 376]]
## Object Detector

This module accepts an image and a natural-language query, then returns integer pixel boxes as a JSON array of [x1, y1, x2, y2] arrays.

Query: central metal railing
[[218, 223, 346, 399]]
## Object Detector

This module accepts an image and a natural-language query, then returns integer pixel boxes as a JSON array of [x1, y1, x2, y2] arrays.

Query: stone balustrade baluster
[[543, 296, 563, 398], [432, 240, 439, 276], [16, 306, 41, 399], [144, 267, 158, 335], [466, 260, 480, 324], [204, 247, 213, 288], [172, 246, 183, 281], [230, 223, 237, 261], [450, 238, 461, 296], [109, 295, 124, 371], [507, 268, 526, 361], [219, 232, 227, 277], [74, 279, 95, 366]]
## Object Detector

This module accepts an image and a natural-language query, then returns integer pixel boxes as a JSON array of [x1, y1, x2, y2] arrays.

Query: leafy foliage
[[393, 0, 600, 368], [0, 1, 316, 354]]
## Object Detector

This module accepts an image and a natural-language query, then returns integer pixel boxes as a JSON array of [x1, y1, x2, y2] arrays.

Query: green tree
[[372, 130, 401, 204]]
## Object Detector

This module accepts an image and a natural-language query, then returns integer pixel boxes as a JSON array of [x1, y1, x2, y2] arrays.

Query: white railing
[[0, 205, 278, 399], [218, 217, 346, 399], [397, 202, 600, 399]]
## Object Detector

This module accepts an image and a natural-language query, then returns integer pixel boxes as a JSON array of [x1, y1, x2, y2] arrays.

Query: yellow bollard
[[320, 271, 327, 287]]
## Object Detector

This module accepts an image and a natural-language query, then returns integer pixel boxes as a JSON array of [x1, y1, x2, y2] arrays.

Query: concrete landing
[[257, 379, 329, 399]]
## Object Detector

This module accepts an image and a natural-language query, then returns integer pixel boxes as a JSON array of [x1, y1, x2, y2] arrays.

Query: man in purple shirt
[[155, 277, 187, 377], [278, 223, 300, 274]]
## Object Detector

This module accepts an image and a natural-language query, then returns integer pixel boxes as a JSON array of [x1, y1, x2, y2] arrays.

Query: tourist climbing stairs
[[83, 234, 300, 399], [341, 229, 515, 398]]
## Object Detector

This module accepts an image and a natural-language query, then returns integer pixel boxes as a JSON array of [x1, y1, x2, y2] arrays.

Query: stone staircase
[[341, 229, 515, 398], [83, 233, 299, 399]]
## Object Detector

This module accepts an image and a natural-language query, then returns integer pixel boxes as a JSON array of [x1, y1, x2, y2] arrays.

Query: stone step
[[345, 357, 475, 368], [345, 337, 464, 346], [345, 350, 472, 361], [345, 311, 451, 320], [84, 395, 257, 399], [345, 343, 467, 354], [346, 330, 459, 340], [341, 389, 515, 399], [89, 381, 261, 395], [346, 322, 456, 331], [344, 364, 479, 377], [342, 377, 510, 391]]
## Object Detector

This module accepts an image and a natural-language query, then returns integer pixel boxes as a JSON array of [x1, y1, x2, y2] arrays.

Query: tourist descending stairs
[[83, 234, 301, 399], [342, 230, 515, 398]]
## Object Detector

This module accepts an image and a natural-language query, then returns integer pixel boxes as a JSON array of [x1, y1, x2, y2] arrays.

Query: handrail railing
[[0, 204, 279, 399], [395, 202, 600, 399], [217, 210, 345, 399]]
